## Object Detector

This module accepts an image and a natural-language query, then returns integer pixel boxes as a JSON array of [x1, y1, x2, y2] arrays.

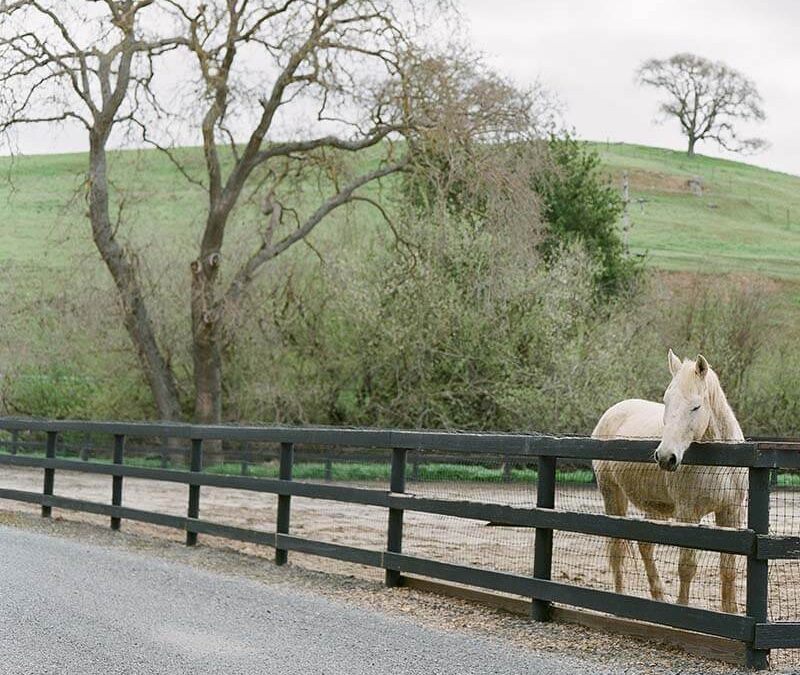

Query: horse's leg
[[715, 505, 742, 613], [638, 513, 666, 601], [676, 511, 699, 606], [596, 471, 629, 594]]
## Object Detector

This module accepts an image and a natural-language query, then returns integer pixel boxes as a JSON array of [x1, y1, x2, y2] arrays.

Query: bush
[[0, 273, 162, 421], [229, 208, 659, 432], [2, 364, 98, 419], [658, 277, 799, 437], [534, 134, 642, 296], [227, 234, 799, 439]]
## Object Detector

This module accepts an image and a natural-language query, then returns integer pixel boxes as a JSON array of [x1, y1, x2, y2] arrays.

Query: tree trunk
[[191, 261, 224, 462], [191, 317, 222, 426], [687, 136, 696, 158], [88, 133, 182, 421]]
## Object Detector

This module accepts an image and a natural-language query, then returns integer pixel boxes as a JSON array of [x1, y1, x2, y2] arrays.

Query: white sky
[[460, 0, 800, 175], [6, 0, 799, 176]]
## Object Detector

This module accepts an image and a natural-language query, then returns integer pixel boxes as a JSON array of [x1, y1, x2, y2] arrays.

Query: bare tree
[[154, 0, 416, 426], [0, 1, 543, 427], [0, 0, 185, 420], [636, 53, 766, 157]]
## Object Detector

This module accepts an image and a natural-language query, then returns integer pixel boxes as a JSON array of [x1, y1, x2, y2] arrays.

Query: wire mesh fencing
[[286, 447, 392, 562], [765, 473, 800, 669], [402, 450, 536, 576], [553, 461, 749, 615]]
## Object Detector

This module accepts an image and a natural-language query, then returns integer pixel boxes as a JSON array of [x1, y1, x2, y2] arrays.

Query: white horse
[[592, 350, 747, 613]]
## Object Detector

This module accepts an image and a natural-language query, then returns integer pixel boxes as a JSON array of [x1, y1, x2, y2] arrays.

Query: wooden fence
[[1, 418, 800, 669], [0, 429, 574, 481]]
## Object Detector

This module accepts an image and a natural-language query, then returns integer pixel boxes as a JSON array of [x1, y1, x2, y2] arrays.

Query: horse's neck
[[702, 371, 744, 442]]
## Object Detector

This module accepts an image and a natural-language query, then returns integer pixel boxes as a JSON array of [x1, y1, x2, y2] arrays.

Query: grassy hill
[[3, 142, 798, 276], [1, 142, 798, 429], [2, 141, 799, 336], [590, 143, 800, 281]]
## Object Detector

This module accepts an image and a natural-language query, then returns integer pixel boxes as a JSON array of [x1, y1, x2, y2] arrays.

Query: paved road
[[0, 526, 606, 675]]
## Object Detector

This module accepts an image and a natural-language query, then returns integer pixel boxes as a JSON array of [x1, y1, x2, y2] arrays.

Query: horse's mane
[[702, 367, 744, 442]]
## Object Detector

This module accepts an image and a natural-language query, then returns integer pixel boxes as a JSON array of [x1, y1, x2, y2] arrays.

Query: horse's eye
[[691, 405, 701, 412]]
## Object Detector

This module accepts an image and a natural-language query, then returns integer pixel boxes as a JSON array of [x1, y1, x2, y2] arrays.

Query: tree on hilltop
[[636, 53, 766, 158]]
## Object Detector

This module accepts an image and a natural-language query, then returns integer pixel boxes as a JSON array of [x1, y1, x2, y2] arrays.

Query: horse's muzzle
[[656, 453, 678, 471]]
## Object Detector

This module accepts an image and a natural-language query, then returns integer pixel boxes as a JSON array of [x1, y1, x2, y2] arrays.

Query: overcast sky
[[6, 1, 799, 176], [460, 0, 800, 175]]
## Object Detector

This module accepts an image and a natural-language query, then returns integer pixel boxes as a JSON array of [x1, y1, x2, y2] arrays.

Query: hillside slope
[[1, 143, 798, 428], [590, 143, 800, 280], [3, 142, 798, 275], [2, 142, 798, 310]]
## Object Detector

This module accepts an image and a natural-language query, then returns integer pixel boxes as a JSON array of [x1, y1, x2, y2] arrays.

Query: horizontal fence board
[[754, 623, 800, 649], [0, 489, 187, 529], [0, 487, 44, 506], [276, 535, 384, 567], [384, 553, 754, 641], [752, 447, 800, 470], [755, 535, 800, 560], [2, 418, 785, 466], [0, 455, 392, 506], [187, 520, 277, 547], [388, 494, 755, 555], [47, 496, 187, 529]]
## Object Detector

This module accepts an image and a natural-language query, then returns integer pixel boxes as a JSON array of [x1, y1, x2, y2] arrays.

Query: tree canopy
[[637, 53, 766, 157]]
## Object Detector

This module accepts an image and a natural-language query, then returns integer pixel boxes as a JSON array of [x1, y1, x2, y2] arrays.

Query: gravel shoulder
[[0, 509, 755, 675]]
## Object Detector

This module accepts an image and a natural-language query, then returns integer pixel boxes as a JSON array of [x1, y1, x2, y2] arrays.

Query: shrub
[[2, 364, 98, 419], [534, 134, 642, 296]]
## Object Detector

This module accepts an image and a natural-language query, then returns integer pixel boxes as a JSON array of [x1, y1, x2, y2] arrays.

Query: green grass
[[777, 473, 800, 487], [0, 445, 595, 483], [590, 142, 800, 280], [203, 461, 592, 483], [4, 141, 799, 281], [0, 145, 385, 275]]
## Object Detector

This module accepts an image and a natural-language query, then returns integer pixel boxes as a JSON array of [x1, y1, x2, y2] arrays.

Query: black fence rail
[[0, 428, 589, 481], [1, 418, 800, 669]]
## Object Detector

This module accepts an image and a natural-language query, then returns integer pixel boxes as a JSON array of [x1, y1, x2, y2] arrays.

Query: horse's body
[[592, 352, 747, 613]]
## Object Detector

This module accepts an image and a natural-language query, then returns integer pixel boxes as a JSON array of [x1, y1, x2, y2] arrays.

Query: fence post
[[240, 441, 249, 476], [275, 442, 294, 565], [502, 457, 512, 483], [746, 466, 770, 670], [385, 447, 407, 588], [111, 434, 125, 531], [186, 438, 203, 546], [10, 430, 18, 455], [41, 431, 57, 518], [80, 432, 91, 461], [531, 455, 556, 621]]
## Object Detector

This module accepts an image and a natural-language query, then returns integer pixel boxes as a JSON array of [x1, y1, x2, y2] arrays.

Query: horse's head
[[654, 349, 713, 471]]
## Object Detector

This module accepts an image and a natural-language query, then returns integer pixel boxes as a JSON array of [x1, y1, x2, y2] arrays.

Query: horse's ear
[[668, 349, 681, 376], [695, 354, 709, 378]]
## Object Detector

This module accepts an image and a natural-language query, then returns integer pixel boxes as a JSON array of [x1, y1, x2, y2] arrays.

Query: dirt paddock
[[2, 464, 799, 666]]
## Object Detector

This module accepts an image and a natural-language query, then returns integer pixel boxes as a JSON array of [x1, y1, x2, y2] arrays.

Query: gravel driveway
[[0, 510, 757, 675], [1, 523, 636, 675]]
